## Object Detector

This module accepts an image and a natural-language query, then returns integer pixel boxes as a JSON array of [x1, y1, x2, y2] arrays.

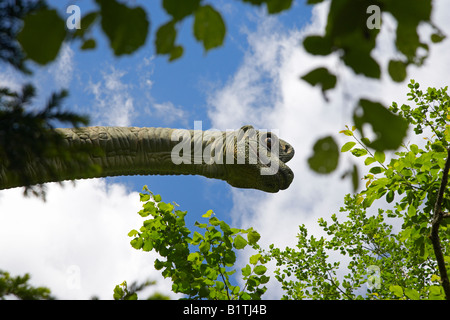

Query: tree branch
[[431, 147, 450, 300]]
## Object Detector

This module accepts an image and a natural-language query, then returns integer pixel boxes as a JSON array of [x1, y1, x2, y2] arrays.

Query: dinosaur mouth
[[279, 164, 294, 191]]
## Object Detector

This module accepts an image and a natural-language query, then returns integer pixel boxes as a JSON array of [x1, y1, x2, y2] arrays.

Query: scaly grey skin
[[0, 125, 294, 193]]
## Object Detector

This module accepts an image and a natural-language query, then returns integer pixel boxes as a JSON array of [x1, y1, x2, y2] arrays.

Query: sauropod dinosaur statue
[[0, 125, 294, 193]]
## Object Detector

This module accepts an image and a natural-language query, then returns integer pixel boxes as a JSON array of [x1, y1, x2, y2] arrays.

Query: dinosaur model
[[0, 125, 294, 193]]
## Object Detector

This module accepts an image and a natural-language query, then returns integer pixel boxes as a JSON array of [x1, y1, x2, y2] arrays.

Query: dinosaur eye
[[265, 137, 272, 150]]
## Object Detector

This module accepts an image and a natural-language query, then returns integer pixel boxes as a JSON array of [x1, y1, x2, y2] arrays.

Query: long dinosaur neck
[[59, 126, 227, 179], [1, 126, 227, 189]]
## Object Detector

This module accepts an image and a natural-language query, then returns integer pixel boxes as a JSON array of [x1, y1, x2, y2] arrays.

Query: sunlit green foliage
[[113, 279, 170, 300], [267, 81, 449, 300], [125, 186, 269, 300]]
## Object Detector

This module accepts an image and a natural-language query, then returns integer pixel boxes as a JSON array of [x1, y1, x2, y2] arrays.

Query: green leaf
[[162, 0, 201, 20], [339, 129, 354, 136], [140, 193, 150, 202], [155, 21, 177, 55], [387, 0, 431, 60], [127, 229, 139, 237], [113, 285, 124, 300], [267, 0, 293, 13], [233, 235, 248, 250], [343, 50, 381, 79], [388, 60, 407, 83], [209, 216, 221, 226], [419, 241, 429, 260], [199, 239, 211, 253], [194, 221, 208, 229], [193, 5, 226, 51], [249, 254, 262, 265], [153, 194, 162, 202], [80, 38, 96, 50], [223, 251, 236, 265], [308, 136, 339, 174], [360, 137, 371, 145], [386, 190, 395, 203], [158, 202, 173, 212], [351, 148, 368, 157], [428, 285, 444, 300], [431, 33, 446, 43], [96, 0, 149, 55], [202, 209, 214, 218], [17, 9, 66, 65], [142, 240, 153, 252], [301, 67, 337, 93], [72, 12, 99, 39], [247, 230, 261, 245], [192, 231, 204, 245], [407, 205, 417, 217], [353, 99, 409, 151], [351, 164, 359, 192], [410, 144, 419, 154], [390, 285, 403, 298], [130, 238, 143, 250], [168, 45, 184, 61], [253, 265, 267, 275], [187, 252, 201, 263], [374, 151, 386, 164], [369, 166, 384, 174], [242, 264, 251, 277], [364, 157, 376, 165], [303, 35, 332, 55], [323, 0, 380, 78], [154, 259, 165, 270], [431, 274, 441, 282], [219, 221, 232, 235], [341, 141, 356, 152], [404, 288, 420, 300]]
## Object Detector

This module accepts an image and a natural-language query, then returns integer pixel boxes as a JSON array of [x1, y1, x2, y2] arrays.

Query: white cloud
[[86, 67, 135, 126], [135, 56, 189, 126], [0, 180, 177, 299], [206, 0, 450, 299], [49, 43, 75, 88], [151, 101, 188, 125]]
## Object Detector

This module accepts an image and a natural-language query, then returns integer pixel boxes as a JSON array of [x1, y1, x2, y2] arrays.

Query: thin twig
[[326, 269, 353, 300]]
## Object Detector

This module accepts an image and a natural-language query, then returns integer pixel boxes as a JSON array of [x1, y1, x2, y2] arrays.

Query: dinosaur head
[[223, 125, 294, 193]]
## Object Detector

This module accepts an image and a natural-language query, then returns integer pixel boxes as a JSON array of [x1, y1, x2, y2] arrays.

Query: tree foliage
[[125, 186, 269, 300], [301, 0, 445, 178], [113, 280, 170, 300], [121, 82, 449, 300], [0, 269, 53, 300], [267, 81, 449, 300], [0, 84, 99, 199]]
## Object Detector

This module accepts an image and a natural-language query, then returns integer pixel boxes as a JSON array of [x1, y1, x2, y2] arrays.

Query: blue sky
[[1, 0, 450, 300]]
